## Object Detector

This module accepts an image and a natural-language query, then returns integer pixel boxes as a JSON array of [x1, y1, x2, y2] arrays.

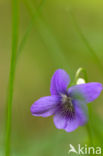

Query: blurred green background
[[0, 0, 103, 155]]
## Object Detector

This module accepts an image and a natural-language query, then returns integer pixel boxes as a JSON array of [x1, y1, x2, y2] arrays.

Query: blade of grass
[[4, 0, 47, 155], [5, 0, 19, 155], [69, 11, 103, 76], [17, 0, 46, 61], [22, 0, 71, 74]]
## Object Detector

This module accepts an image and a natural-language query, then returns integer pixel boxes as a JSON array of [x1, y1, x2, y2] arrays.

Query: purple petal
[[65, 102, 88, 132], [65, 118, 79, 132], [53, 113, 67, 129], [31, 96, 60, 117], [53, 113, 79, 132], [50, 69, 70, 95], [53, 100, 88, 132], [68, 83, 102, 103], [73, 100, 88, 126]]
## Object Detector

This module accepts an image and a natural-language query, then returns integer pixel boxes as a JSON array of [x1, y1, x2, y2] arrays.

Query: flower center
[[61, 94, 75, 119]]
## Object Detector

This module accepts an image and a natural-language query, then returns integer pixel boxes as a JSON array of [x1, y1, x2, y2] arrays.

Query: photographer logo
[[68, 144, 101, 155]]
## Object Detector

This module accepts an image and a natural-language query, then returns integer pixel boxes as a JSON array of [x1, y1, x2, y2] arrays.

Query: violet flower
[[31, 69, 102, 132]]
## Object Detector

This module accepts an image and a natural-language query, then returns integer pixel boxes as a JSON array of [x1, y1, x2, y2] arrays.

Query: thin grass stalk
[[5, 0, 19, 155]]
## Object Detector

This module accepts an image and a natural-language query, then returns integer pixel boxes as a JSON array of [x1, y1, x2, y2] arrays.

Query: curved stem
[[74, 67, 88, 84], [74, 68, 93, 145], [5, 0, 19, 155]]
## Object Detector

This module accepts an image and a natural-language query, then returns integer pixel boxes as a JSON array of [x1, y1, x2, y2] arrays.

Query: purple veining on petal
[[31, 69, 103, 132], [55, 94, 75, 120], [53, 99, 88, 132], [53, 112, 79, 132], [65, 117, 79, 132]]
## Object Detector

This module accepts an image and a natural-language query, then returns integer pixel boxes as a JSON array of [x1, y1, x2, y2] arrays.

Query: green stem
[[86, 123, 93, 145], [74, 67, 88, 84], [74, 68, 93, 145], [5, 0, 19, 155]]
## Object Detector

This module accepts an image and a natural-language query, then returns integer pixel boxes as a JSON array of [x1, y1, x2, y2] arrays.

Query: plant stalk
[[5, 0, 19, 155]]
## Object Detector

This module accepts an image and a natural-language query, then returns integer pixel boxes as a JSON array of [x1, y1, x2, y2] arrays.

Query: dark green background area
[[0, 0, 103, 155]]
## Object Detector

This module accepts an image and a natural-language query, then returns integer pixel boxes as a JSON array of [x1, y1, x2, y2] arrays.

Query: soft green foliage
[[23, 0, 71, 73], [0, 0, 103, 156], [69, 11, 103, 76]]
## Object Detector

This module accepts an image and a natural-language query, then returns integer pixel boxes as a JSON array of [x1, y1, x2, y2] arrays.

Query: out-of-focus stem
[[86, 123, 93, 145], [16, 0, 46, 61], [74, 67, 88, 84], [74, 68, 93, 145], [5, 0, 19, 155], [23, 0, 71, 74]]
